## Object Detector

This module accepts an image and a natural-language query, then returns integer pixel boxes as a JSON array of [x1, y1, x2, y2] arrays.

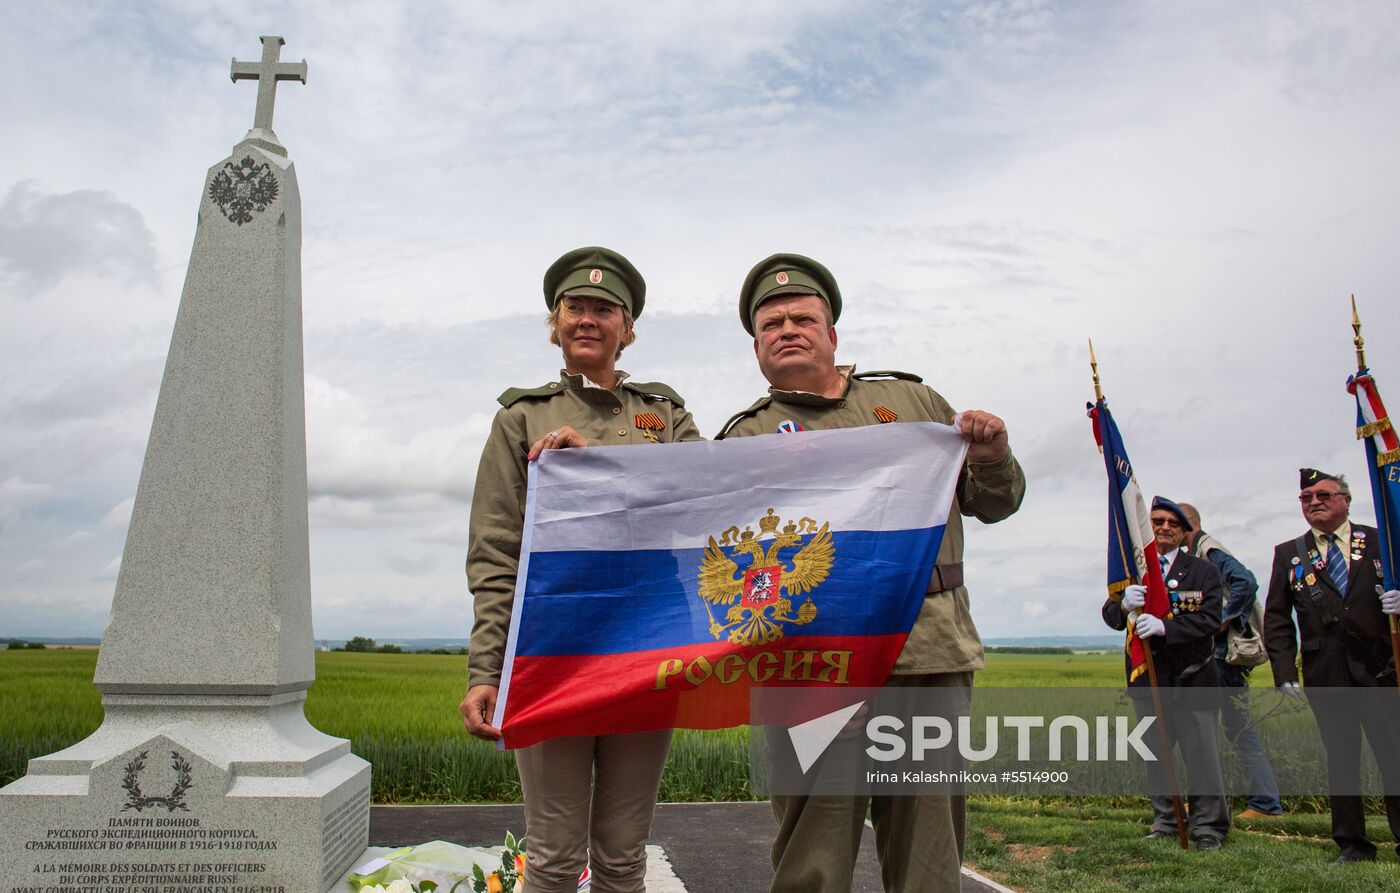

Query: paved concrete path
[[368, 803, 1011, 892]]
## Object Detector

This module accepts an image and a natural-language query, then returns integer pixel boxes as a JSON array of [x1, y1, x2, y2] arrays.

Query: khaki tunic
[[716, 367, 1025, 675], [467, 371, 702, 688]]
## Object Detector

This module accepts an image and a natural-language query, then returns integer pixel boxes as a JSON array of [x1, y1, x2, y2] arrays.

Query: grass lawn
[[968, 797, 1399, 891]]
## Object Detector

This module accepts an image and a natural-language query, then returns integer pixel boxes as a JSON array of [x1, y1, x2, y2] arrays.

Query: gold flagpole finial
[[1089, 338, 1103, 403], [1352, 294, 1367, 371]]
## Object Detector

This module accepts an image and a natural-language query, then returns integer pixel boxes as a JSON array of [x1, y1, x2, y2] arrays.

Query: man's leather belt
[[927, 562, 964, 593]]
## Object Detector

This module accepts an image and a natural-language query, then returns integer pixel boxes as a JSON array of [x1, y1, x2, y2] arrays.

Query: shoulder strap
[[852, 369, 924, 383], [497, 382, 567, 408], [715, 396, 773, 440], [621, 380, 686, 408]]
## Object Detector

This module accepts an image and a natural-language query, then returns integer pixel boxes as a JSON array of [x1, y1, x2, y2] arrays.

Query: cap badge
[[873, 406, 898, 423], [775, 271, 790, 285], [589, 269, 603, 284], [777, 419, 803, 434]]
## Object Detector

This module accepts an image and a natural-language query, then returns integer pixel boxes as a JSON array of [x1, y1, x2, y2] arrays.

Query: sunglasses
[[1298, 492, 1343, 504]]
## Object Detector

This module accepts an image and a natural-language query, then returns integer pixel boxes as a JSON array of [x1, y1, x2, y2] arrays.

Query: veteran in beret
[[460, 247, 701, 893], [1104, 496, 1230, 850], [1263, 467, 1400, 864], [715, 254, 1025, 892]]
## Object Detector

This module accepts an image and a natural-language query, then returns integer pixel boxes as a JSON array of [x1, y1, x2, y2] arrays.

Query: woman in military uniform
[[459, 246, 700, 893]]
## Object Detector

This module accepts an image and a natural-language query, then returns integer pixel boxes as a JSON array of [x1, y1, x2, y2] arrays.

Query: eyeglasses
[[1298, 491, 1344, 504], [1150, 517, 1183, 529]]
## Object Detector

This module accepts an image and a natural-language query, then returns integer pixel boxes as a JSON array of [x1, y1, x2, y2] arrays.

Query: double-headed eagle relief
[[697, 508, 834, 646], [209, 155, 280, 225]]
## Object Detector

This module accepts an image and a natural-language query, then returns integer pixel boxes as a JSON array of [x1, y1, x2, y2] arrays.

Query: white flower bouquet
[[348, 834, 530, 893]]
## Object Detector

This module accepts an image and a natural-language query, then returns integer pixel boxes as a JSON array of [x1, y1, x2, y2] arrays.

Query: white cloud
[[97, 498, 135, 534], [0, 476, 56, 531], [96, 556, 122, 581], [0, 181, 159, 297]]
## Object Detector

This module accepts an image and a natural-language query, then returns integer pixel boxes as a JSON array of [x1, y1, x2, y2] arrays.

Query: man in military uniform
[[1104, 496, 1230, 849], [715, 254, 1025, 892], [1263, 468, 1400, 864]]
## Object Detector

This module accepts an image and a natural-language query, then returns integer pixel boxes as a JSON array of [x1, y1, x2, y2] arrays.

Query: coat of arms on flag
[[698, 508, 830, 645]]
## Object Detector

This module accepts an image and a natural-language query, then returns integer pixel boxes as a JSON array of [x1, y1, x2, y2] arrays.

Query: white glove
[[1279, 681, 1302, 700], [1380, 589, 1400, 616], [1122, 584, 1147, 613], [1134, 613, 1165, 639]]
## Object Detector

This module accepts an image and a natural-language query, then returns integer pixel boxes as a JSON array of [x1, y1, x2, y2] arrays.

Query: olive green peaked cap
[[543, 246, 646, 318], [739, 253, 842, 335]]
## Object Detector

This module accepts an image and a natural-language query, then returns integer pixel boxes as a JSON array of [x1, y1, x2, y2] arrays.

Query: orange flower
[[485, 872, 503, 893]]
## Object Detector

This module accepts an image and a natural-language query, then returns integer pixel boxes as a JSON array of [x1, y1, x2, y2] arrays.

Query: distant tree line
[[334, 636, 467, 656], [984, 645, 1073, 655], [5, 641, 48, 650]]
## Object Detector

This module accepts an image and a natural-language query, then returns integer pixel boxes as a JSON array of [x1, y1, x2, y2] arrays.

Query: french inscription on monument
[[11, 734, 369, 892]]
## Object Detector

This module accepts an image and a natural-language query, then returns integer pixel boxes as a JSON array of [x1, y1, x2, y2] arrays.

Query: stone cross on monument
[[231, 35, 308, 156], [1, 36, 370, 893]]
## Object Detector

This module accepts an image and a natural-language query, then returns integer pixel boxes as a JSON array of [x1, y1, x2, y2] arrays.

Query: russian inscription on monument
[[1, 37, 370, 893]]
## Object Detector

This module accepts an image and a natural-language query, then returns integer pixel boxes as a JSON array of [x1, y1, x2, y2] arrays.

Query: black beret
[[1299, 467, 1339, 490], [1150, 496, 1193, 532]]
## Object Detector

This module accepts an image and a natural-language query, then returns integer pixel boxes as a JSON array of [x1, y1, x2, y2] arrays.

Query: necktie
[[1324, 533, 1349, 595], [1159, 554, 1169, 576]]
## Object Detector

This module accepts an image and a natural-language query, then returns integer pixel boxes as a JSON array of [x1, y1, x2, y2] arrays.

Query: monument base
[[0, 691, 370, 893]]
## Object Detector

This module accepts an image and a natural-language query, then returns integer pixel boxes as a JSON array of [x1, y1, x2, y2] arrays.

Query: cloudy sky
[[3, 1, 1398, 644]]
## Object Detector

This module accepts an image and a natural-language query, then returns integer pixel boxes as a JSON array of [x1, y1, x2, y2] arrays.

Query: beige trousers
[[769, 672, 973, 893], [515, 729, 671, 893]]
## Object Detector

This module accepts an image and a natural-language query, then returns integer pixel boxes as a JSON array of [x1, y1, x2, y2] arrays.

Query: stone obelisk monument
[[0, 37, 370, 892]]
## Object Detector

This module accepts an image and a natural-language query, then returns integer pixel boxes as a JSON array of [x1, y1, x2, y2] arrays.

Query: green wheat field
[[0, 648, 1260, 802]]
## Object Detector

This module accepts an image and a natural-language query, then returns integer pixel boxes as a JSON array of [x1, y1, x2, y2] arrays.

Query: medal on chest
[[1350, 530, 1366, 562], [634, 412, 665, 443]]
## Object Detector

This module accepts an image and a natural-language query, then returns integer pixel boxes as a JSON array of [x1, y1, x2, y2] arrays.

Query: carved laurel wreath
[[121, 750, 194, 813]]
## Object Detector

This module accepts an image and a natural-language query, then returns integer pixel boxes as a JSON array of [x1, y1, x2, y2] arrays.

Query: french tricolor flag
[[1088, 397, 1171, 685], [492, 422, 969, 748]]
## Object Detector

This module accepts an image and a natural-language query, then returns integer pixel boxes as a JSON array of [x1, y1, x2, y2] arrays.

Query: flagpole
[[1353, 298, 1400, 686], [1090, 343, 1190, 850]]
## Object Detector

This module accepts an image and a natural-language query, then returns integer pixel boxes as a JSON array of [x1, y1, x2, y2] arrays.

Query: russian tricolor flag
[[492, 422, 969, 748]]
